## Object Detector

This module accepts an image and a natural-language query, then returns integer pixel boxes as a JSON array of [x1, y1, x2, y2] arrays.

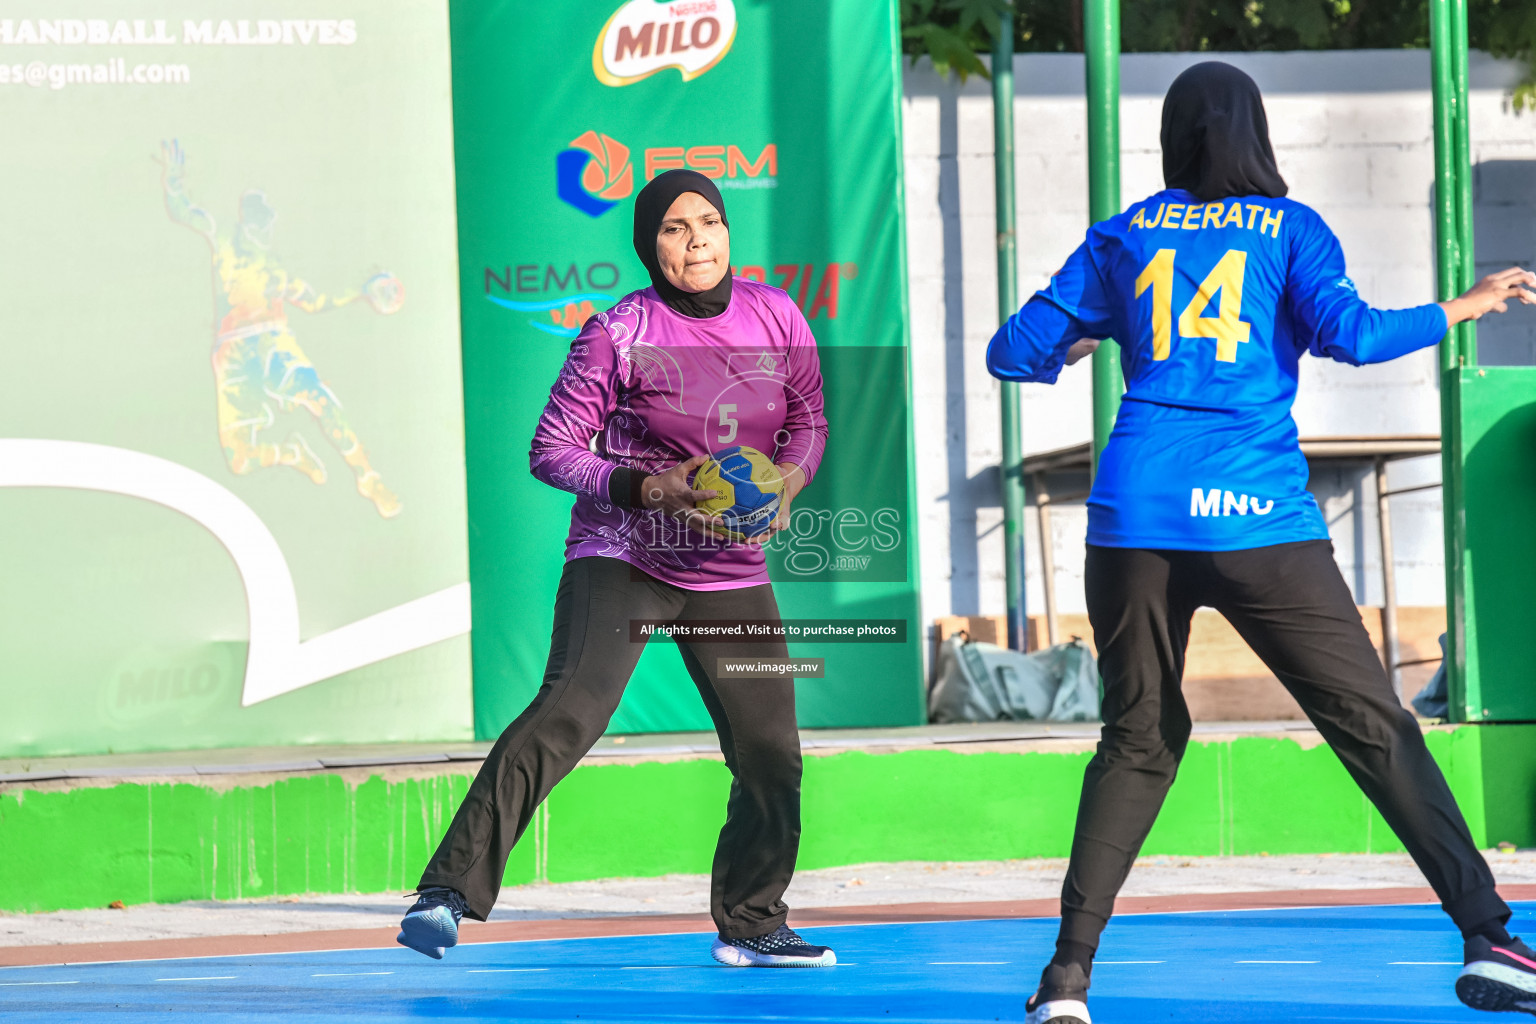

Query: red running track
[[8, 884, 1536, 968]]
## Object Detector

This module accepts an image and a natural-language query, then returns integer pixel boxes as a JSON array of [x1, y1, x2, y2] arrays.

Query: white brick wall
[[902, 49, 1536, 633]]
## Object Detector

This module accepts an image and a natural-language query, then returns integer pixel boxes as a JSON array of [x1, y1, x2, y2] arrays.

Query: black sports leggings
[[1061, 540, 1507, 956], [420, 556, 801, 940]]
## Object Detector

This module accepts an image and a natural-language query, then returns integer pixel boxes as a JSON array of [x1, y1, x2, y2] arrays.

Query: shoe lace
[[411, 886, 469, 920], [740, 924, 806, 953]]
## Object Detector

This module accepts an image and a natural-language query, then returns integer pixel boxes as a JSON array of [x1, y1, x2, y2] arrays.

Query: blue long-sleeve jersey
[[989, 188, 1448, 550]]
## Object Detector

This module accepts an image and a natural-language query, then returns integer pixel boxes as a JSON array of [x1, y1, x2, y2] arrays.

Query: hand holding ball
[[692, 446, 785, 542]]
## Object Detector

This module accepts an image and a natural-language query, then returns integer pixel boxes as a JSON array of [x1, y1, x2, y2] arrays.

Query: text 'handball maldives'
[[693, 445, 783, 541]]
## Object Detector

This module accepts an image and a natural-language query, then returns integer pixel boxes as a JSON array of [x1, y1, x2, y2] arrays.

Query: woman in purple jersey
[[397, 170, 835, 969]]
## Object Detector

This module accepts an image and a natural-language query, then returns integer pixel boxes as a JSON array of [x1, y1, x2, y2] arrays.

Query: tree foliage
[[899, 0, 1012, 81], [901, 0, 1536, 106]]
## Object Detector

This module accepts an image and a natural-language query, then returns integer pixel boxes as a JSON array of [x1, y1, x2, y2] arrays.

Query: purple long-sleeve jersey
[[529, 279, 829, 589]]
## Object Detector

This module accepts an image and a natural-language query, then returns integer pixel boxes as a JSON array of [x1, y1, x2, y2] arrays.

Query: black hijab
[[632, 169, 732, 319], [1161, 61, 1288, 202]]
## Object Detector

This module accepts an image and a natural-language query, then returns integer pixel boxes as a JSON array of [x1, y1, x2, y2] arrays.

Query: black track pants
[[1060, 540, 1507, 952], [420, 556, 802, 940]]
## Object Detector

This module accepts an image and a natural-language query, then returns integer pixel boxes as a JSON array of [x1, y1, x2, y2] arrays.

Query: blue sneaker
[[710, 924, 836, 967], [396, 886, 469, 960]]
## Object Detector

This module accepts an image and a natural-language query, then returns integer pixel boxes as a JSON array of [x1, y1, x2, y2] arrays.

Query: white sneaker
[[710, 924, 837, 967], [1025, 996, 1091, 1024], [1026, 960, 1091, 1023]]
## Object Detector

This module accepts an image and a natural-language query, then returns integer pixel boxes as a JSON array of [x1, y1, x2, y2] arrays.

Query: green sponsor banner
[[451, 0, 923, 737], [0, 4, 471, 757]]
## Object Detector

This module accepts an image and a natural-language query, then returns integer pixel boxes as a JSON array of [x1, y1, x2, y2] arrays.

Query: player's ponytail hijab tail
[[632, 168, 733, 319], [1161, 61, 1288, 203]]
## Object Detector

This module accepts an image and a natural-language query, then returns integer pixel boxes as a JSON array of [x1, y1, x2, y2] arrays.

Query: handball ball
[[694, 445, 784, 541], [364, 272, 405, 315]]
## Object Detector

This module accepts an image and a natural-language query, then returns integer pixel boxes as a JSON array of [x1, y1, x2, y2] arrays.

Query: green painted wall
[[1447, 365, 1536, 722], [4, 725, 1532, 914]]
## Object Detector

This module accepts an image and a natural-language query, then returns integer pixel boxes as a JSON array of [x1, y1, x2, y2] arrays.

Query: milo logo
[[593, 0, 737, 87]]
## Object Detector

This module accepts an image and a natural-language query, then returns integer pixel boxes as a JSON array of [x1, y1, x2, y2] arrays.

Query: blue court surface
[[2, 901, 1531, 1023]]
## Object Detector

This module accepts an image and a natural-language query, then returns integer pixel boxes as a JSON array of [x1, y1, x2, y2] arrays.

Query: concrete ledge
[[2, 723, 1532, 915], [0, 721, 1342, 786]]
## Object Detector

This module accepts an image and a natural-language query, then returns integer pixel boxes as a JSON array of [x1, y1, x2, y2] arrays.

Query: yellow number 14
[[1134, 248, 1251, 362]]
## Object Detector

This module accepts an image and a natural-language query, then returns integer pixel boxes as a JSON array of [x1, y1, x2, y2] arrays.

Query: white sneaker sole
[[1457, 961, 1536, 1015], [396, 906, 459, 960], [1025, 998, 1091, 1024], [710, 937, 837, 968]]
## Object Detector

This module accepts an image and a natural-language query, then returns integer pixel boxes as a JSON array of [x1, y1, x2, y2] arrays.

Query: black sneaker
[[1025, 962, 1091, 1024], [1457, 934, 1536, 1015], [396, 886, 469, 960], [710, 923, 837, 967]]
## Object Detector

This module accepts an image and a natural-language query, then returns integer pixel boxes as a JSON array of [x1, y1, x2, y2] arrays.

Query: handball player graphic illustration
[[158, 139, 406, 518]]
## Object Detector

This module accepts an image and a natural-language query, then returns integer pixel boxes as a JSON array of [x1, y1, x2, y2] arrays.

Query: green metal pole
[[1430, 0, 1461, 330], [1429, 0, 1472, 720], [1451, 0, 1477, 365], [1085, 0, 1121, 468], [993, 12, 1027, 651]]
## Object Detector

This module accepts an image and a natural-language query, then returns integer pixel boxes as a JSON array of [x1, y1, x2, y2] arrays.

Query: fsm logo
[[593, 0, 737, 87], [561, 131, 776, 217], [644, 142, 776, 190], [557, 130, 634, 218]]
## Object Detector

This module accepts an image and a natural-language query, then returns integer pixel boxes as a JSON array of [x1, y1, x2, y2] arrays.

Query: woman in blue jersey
[[989, 63, 1536, 1024]]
